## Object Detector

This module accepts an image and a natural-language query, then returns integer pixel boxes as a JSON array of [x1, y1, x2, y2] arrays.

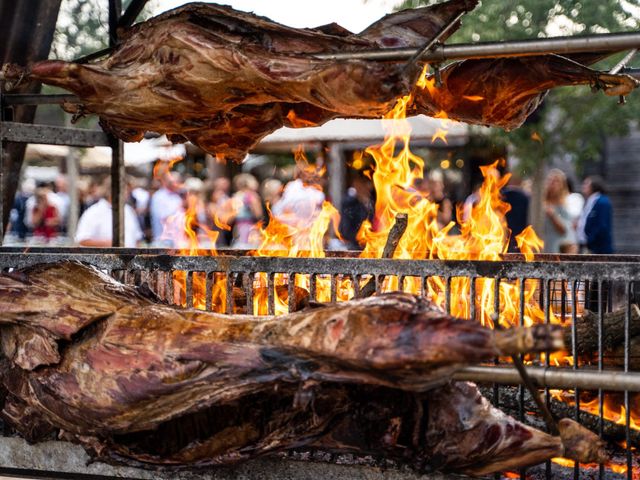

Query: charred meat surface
[[3, 0, 635, 160], [410, 54, 639, 131], [0, 262, 601, 474], [1, 0, 477, 161]]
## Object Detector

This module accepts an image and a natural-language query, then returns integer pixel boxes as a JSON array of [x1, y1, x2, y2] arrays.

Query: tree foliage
[[51, 0, 152, 60], [396, 0, 640, 176]]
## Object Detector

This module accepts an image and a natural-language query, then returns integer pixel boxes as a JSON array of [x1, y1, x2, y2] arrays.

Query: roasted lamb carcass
[[1, 0, 478, 161], [410, 53, 639, 130], [0, 263, 605, 474], [3, 0, 636, 161]]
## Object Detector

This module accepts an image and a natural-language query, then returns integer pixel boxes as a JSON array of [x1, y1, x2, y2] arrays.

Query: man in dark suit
[[577, 176, 615, 311], [577, 175, 613, 254]]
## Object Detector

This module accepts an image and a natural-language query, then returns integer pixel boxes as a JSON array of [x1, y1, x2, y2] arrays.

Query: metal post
[[117, 0, 149, 29], [109, 0, 125, 247], [327, 144, 345, 219], [109, 135, 125, 248], [0, 85, 4, 246], [66, 151, 79, 239]]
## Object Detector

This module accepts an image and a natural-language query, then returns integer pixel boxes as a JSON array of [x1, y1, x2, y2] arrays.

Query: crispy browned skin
[[410, 54, 639, 130], [3, 1, 636, 160], [3, 0, 476, 161], [0, 263, 602, 474]]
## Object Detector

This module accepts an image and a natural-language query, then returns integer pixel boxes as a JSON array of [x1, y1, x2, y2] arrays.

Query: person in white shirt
[[271, 168, 325, 226], [53, 174, 71, 230], [75, 179, 143, 248], [149, 171, 183, 245]]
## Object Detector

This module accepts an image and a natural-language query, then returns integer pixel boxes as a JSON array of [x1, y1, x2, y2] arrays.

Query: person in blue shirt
[[576, 175, 613, 254]]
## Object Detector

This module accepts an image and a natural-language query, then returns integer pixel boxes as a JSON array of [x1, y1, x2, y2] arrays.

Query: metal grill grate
[[0, 248, 639, 479]]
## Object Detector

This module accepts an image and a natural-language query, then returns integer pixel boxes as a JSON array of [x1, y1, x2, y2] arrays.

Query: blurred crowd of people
[[7, 162, 614, 255], [7, 162, 338, 250], [9, 175, 70, 243], [502, 170, 614, 255]]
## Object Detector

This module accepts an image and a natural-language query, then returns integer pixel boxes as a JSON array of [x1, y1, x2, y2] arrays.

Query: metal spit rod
[[315, 31, 640, 62], [455, 366, 640, 393]]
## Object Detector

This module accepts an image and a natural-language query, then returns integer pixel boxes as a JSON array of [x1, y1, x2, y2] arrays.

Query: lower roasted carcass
[[0, 263, 606, 475], [2, 0, 637, 161]]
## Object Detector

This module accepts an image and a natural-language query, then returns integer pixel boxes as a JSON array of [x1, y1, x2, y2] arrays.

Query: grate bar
[[5, 253, 640, 281]]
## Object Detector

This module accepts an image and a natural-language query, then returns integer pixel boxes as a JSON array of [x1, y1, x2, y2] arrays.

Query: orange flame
[[286, 109, 318, 128], [462, 95, 485, 101], [516, 226, 544, 262]]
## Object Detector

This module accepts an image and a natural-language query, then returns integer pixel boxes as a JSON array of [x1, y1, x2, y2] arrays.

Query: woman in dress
[[543, 169, 577, 254]]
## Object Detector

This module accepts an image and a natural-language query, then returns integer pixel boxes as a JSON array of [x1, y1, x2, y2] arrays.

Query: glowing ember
[[552, 457, 639, 479]]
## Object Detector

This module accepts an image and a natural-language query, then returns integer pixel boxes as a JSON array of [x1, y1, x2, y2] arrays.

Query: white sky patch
[[148, 0, 398, 33]]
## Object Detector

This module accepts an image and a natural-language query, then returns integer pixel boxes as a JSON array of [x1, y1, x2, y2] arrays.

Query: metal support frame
[[2, 93, 78, 105], [0, 121, 109, 147], [0, 0, 129, 246], [108, 0, 125, 248], [118, 0, 149, 29], [0, 83, 4, 246]]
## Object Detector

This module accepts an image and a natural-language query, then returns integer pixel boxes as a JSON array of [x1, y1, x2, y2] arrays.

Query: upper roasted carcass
[[2, 0, 637, 161], [0, 262, 607, 474]]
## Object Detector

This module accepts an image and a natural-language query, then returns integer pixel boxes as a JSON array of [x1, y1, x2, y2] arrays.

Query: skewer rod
[[454, 366, 640, 392], [316, 32, 640, 62]]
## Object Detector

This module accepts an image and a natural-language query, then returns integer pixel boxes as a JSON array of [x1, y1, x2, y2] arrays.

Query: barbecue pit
[[0, 247, 637, 479], [2, 0, 640, 478]]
